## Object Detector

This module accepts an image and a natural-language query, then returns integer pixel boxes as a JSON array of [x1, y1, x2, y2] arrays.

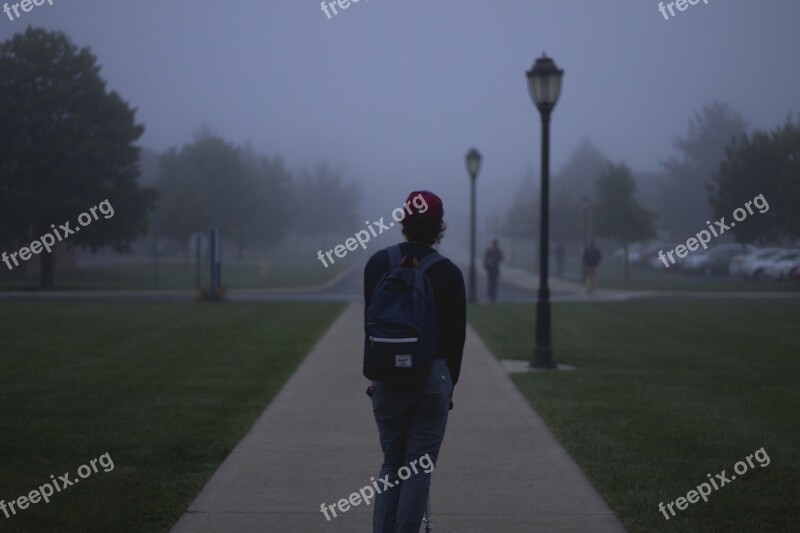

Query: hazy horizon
[[2, 0, 798, 223]]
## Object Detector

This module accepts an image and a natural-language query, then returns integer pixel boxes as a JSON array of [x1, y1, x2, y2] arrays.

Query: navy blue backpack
[[363, 245, 445, 386]]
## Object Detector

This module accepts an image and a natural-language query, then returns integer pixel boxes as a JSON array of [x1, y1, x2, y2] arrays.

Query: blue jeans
[[371, 359, 453, 533]]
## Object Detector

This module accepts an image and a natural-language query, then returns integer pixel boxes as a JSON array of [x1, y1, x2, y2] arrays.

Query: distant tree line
[[708, 116, 800, 243], [152, 132, 361, 256], [0, 27, 360, 288], [2, 27, 797, 288], [500, 102, 800, 273]]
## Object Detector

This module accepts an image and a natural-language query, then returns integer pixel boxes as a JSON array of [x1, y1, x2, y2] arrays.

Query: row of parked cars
[[729, 247, 800, 280], [615, 242, 800, 280]]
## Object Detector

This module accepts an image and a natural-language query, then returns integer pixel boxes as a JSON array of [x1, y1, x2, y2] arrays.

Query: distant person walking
[[483, 239, 503, 302], [582, 240, 602, 294], [363, 190, 466, 533]]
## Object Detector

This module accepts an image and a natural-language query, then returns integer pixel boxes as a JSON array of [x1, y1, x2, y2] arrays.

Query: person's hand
[[366, 385, 374, 398]]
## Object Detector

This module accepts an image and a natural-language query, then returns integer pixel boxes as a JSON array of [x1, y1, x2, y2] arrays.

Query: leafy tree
[[154, 134, 259, 255], [550, 191, 583, 245], [550, 139, 609, 245], [242, 149, 294, 247], [0, 27, 157, 288], [502, 166, 538, 240], [708, 117, 800, 243], [506, 140, 609, 247], [592, 163, 656, 282], [294, 164, 360, 236], [659, 102, 748, 237], [553, 138, 610, 198]]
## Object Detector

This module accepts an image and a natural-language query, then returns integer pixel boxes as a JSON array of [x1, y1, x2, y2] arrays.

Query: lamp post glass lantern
[[466, 149, 481, 179], [466, 148, 481, 304], [526, 53, 563, 369], [526, 53, 564, 112]]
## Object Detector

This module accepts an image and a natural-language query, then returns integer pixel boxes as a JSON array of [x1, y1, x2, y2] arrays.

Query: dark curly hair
[[401, 216, 446, 246]]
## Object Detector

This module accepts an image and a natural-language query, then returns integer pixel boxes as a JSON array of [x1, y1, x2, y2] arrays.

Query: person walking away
[[363, 190, 466, 533], [483, 239, 503, 302], [582, 240, 602, 293]]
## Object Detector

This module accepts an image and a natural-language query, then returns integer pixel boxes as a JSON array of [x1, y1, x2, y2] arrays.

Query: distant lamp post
[[581, 195, 590, 282], [466, 148, 482, 304], [526, 53, 564, 369]]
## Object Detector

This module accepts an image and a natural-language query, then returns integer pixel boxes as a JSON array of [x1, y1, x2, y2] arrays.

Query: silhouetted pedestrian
[[483, 239, 503, 301], [582, 241, 602, 294]]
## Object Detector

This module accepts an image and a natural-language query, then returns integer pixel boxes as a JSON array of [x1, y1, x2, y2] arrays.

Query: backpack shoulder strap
[[418, 251, 446, 273], [387, 245, 402, 268]]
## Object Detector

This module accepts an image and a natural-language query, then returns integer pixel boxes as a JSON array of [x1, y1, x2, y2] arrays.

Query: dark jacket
[[364, 242, 466, 387], [583, 246, 602, 267]]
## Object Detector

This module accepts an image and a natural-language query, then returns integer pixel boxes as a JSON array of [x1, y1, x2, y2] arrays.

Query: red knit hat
[[402, 190, 444, 225]]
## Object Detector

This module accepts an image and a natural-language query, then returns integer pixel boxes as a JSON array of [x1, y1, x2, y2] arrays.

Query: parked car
[[612, 241, 673, 267], [682, 244, 755, 275], [680, 250, 711, 272], [731, 247, 785, 278], [745, 249, 789, 280], [790, 262, 800, 282], [612, 242, 646, 263], [762, 250, 800, 280], [637, 242, 675, 267], [646, 243, 683, 269], [701, 248, 753, 276]]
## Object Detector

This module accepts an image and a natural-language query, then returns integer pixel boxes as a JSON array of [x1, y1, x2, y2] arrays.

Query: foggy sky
[[2, 0, 799, 226]]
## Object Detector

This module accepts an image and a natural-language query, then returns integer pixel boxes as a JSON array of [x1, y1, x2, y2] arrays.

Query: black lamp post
[[466, 148, 481, 304], [581, 195, 590, 282], [526, 53, 563, 369]]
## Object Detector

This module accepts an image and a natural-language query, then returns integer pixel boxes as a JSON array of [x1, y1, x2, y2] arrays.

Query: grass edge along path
[[469, 301, 800, 533], [0, 301, 345, 532]]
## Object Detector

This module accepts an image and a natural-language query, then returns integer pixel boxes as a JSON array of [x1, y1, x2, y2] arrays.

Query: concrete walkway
[[171, 302, 627, 532], [500, 264, 657, 301]]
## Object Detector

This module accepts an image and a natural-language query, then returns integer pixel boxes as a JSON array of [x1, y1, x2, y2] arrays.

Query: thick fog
[[3, 0, 799, 231]]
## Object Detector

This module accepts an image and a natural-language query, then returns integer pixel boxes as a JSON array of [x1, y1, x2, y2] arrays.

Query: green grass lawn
[[0, 301, 344, 532], [469, 301, 800, 533]]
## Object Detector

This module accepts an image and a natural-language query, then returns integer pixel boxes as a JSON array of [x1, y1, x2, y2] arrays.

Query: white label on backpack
[[395, 354, 412, 368], [370, 336, 418, 343]]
